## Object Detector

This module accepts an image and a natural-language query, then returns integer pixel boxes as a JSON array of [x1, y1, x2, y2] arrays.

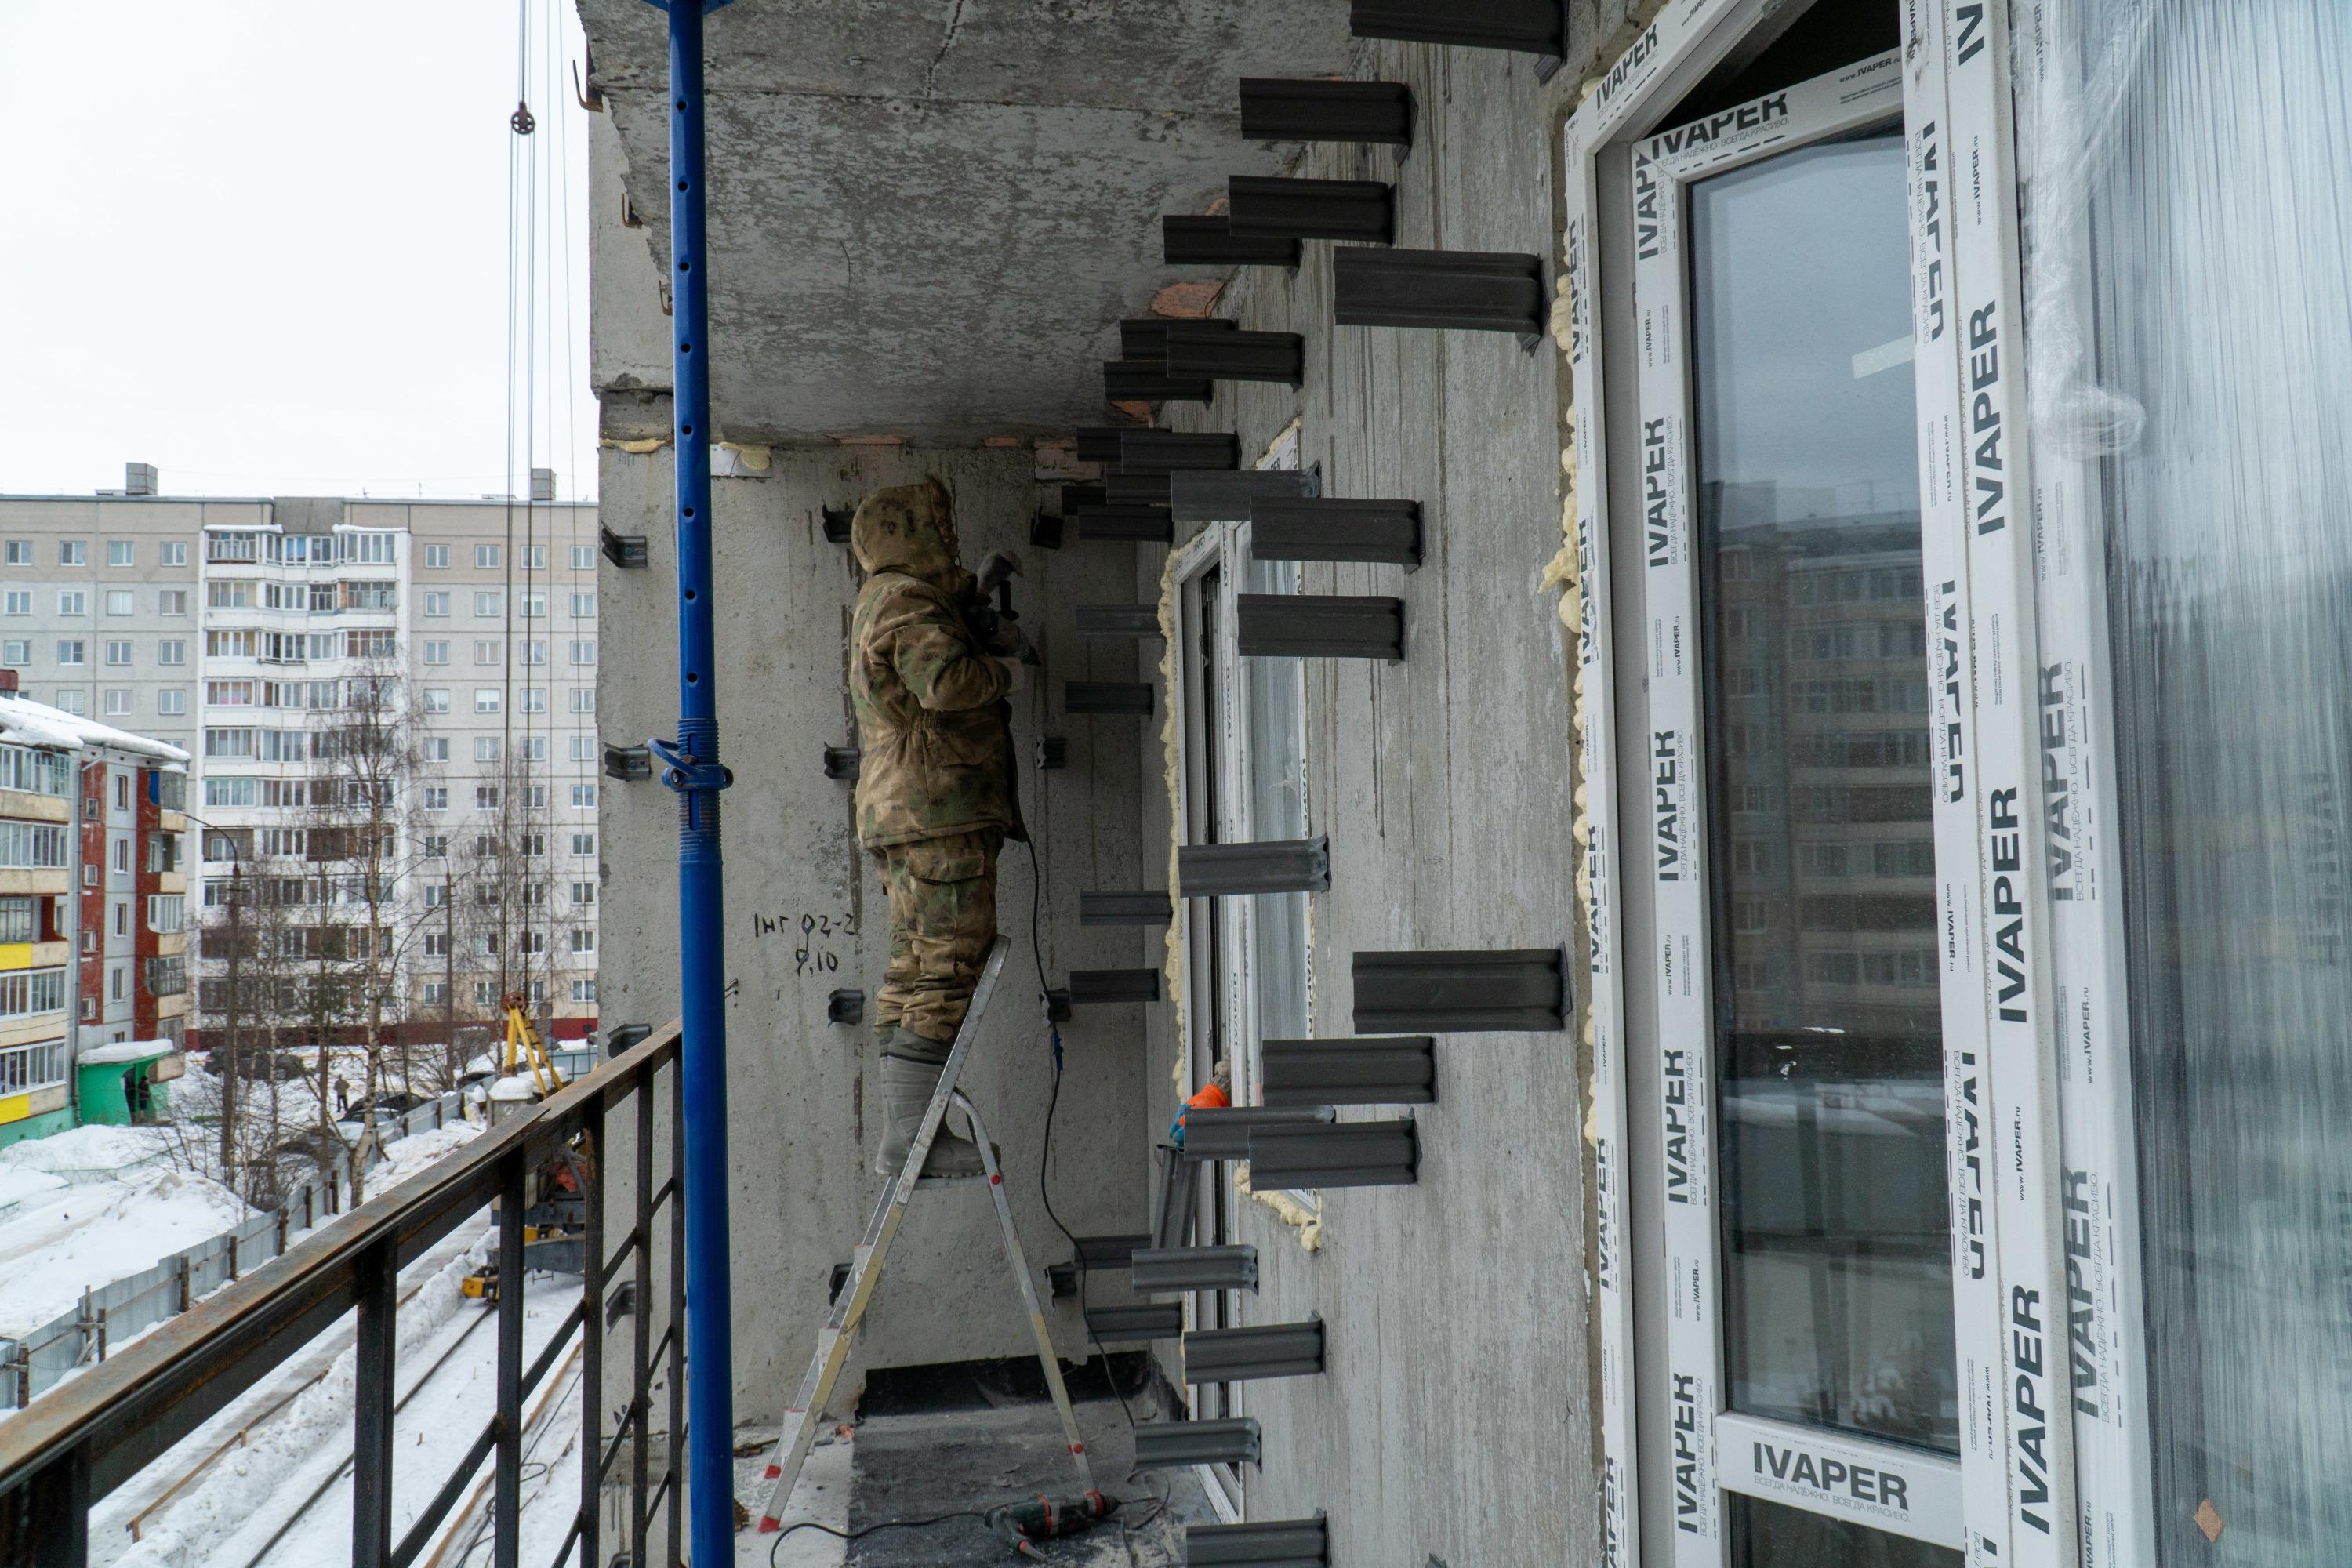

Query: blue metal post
[[644, 2, 735, 1561]]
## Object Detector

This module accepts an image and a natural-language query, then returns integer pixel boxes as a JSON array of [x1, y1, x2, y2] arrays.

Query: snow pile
[[76, 1039, 179, 1068], [0, 1132, 249, 1338]]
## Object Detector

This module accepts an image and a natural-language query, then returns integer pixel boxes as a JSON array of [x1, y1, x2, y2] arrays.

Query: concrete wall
[[594, 438, 1156, 1410], [1128, 28, 1619, 1567]]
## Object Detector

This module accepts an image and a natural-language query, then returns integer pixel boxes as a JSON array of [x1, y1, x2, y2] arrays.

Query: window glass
[[2073, 2, 2352, 1554], [1728, 1494, 1959, 1568], [1689, 126, 1956, 1453], [1243, 553, 1308, 1047]]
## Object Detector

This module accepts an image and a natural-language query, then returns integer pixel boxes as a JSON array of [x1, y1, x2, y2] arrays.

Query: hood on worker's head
[[851, 477, 964, 588]]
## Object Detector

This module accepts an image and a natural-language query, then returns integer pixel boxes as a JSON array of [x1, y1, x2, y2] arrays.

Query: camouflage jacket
[[848, 478, 1014, 849]]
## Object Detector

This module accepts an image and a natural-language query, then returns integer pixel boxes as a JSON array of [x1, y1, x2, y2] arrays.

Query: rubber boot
[[873, 1032, 987, 1179]]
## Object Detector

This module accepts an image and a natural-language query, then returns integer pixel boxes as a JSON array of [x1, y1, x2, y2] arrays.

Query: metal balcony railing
[[0, 1021, 687, 1568]]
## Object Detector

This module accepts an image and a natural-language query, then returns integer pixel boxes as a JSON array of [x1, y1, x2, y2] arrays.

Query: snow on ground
[[0, 1125, 249, 1338]]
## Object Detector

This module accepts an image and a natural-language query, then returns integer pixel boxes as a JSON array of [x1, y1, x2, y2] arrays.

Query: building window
[[423, 639, 450, 666], [571, 880, 595, 905], [475, 689, 499, 713], [570, 688, 594, 715], [0, 823, 67, 868], [54, 691, 84, 716], [158, 589, 187, 615], [521, 545, 546, 572], [158, 690, 185, 716], [570, 591, 596, 619], [104, 590, 133, 615], [160, 541, 187, 567], [476, 545, 500, 570], [516, 688, 543, 714], [57, 592, 85, 617], [475, 737, 501, 763], [103, 640, 131, 666], [571, 833, 594, 857], [569, 640, 596, 666], [474, 590, 502, 617], [103, 689, 129, 717], [520, 591, 546, 619], [572, 978, 597, 1004], [55, 640, 84, 666], [59, 541, 85, 566], [106, 541, 134, 567], [570, 784, 596, 809], [422, 688, 450, 713], [424, 544, 450, 568], [0, 897, 32, 942], [158, 639, 185, 666], [424, 737, 450, 763], [568, 735, 594, 762], [475, 786, 500, 810], [0, 967, 67, 1018], [425, 591, 450, 617], [518, 640, 546, 666], [570, 928, 594, 954], [474, 639, 500, 666], [3, 592, 27, 615], [2, 542, 26, 566], [1, 640, 26, 665]]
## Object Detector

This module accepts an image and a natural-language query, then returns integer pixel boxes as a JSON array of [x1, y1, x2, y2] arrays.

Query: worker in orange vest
[[1170, 1058, 1231, 1148]]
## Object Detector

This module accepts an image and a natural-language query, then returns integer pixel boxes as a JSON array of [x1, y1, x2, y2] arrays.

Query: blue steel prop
[[642, 2, 735, 1562]]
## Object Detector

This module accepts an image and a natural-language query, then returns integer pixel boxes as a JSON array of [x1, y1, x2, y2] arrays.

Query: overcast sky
[[0, 1, 595, 503]]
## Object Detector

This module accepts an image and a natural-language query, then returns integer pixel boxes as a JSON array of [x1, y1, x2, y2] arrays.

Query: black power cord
[[767, 1509, 988, 1563]]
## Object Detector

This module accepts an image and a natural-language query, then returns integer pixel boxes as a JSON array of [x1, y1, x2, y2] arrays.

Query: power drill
[[985, 1490, 1118, 1559]]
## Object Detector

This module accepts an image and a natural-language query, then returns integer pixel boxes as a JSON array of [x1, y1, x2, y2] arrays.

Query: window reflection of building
[[1702, 478, 1957, 1454]]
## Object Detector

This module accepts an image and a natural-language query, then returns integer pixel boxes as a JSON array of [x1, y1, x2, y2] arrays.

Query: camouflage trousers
[[874, 828, 1004, 1046]]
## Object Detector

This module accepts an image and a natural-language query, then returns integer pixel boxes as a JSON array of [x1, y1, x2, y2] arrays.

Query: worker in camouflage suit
[[848, 477, 1025, 1178]]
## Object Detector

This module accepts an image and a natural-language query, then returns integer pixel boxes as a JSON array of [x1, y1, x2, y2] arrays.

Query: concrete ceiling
[[582, 0, 1359, 445]]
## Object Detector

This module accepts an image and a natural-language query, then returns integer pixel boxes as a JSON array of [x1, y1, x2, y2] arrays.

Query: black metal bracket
[[1074, 604, 1163, 640], [1164, 325, 1305, 387], [1162, 215, 1300, 268], [1261, 1036, 1436, 1106], [1065, 968, 1160, 1006], [604, 1023, 652, 1058], [1250, 495, 1422, 569], [598, 524, 648, 568], [1080, 890, 1174, 927], [1134, 1417, 1261, 1469], [1181, 1106, 1334, 1163], [1029, 510, 1065, 550], [1084, 1303, 1184, 1342], [1104, 360, 1213, 405], [819, 506, 854, 544], [1036, 736, 1069, 770], [1169, 469, 1309, 525], [1065, 682, 1155, 717], [821, 744, 860, 782], [1074, 429, 1127, 464], [1334, 246, 1546, 337], [1349, 0, 1563, 58], [1059, 482, 1108, 515], [1181, 1321, 1325, 1383], [1131, 1245, 1258, 1294], [1240, 78, 1414, 149], [1044, 989, 1073, 1022], [1229, 176, 1394, 245], [826, 989, 864, 1026], [1120, 317, 1234, 361], [1185, 1516, 1330, 1564], [1119, 430, 1239, 473], [1236, 594, 1404, 661], [1352, 948, 1566, 1032], [1178, 837, 1330, 898], [1247, 1117, 1419, 1189], [1104, 471, 1172, 504], [1073, 503, 1174, 543], [601, 743, 651, 782]]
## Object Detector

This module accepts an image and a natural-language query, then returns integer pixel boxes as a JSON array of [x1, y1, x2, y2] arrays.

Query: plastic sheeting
[[2024, 0, 2352, 1558]]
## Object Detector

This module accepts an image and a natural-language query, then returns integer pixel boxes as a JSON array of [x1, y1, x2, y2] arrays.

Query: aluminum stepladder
[[753, 936, 1097, 1534]]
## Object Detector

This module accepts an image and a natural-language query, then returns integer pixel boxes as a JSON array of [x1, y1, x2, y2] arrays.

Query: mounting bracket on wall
[[1063, 967, 1160, 1006], [1074, 604, 1165, 640], [1104, 472, 1173, 504], [818, 506, 854, 544], [1170, 469, 1312, 525], [1064, 682, 1156, 717], [1229, 176, 1395, 245], [1120, 316, 1235, 361], [1178, 836, 1330, 897], [1351, 948, 1566, 1033], [1073, 504, 1174, 543], [1181, 1105, 1334, 1163], [1250, 495, 1422, 569], [1084, 1303, 1185, 1342], [1333, 247, 1547, 345], [1185, 1519, 1331, 1566], [1134, 1417, 1262, 1469], [820, 745, 860, 782], [1131, 1244, 1258, 1294], [826, 989, 864, 1026], [1073, 430, 1127, 464], [1118, 430, 1240, 473], [1181, 1321, 1326, 1384], [1035, 736, 1069, 770], [1029, 510, 1065, 550], [599, 524, 648, 568], [602, 743, 652, 782], [1163, 215, 1301, 268], [1239, 78, 1414, 152], [1163, 325, 1305, 387], [1261, 1036, 1436, 1105], [1247, 1118, 1420, 1189], [1103, 360, 1214, 405], [1349, 0, 1563, 71], [1236, 594, 1404, 661], [1079, 890, 1173, 927]]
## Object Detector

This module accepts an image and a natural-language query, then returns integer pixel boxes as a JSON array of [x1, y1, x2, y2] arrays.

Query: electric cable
[[765, 1509, 987, 1563]]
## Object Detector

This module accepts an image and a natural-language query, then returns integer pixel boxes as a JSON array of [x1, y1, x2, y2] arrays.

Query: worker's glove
[[984, 619, 1035, 662], [975, 548, 1022, 598], [996, 656, 1029, 694]]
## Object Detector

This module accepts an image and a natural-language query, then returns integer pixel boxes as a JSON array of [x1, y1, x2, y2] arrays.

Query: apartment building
[[0, 475, 601, 1054], [0, 670, 189, 1151]]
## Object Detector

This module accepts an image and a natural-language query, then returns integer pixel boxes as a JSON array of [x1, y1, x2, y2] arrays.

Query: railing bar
[[579, 1107, 604, 1568], [630, 1058, 654, 1568], [597, 1407, 637, 1485], [644, 1465, 674, 1522], [493, 1152, 526, 1568], [544, 1513, 584, 1568], [665, 1057, 686, 1568], [387, 1416, 502, 1568], [646, 1323, 675, 1370], [651, 1177, 677, 1214], [600, 1224, 641, 1279], [351, 1240, 398, 1568], [518, 1302, 588, 1403]]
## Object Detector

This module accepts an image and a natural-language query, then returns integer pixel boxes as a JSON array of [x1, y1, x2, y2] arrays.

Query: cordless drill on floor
[[985, 1490, 1118, 1559]]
